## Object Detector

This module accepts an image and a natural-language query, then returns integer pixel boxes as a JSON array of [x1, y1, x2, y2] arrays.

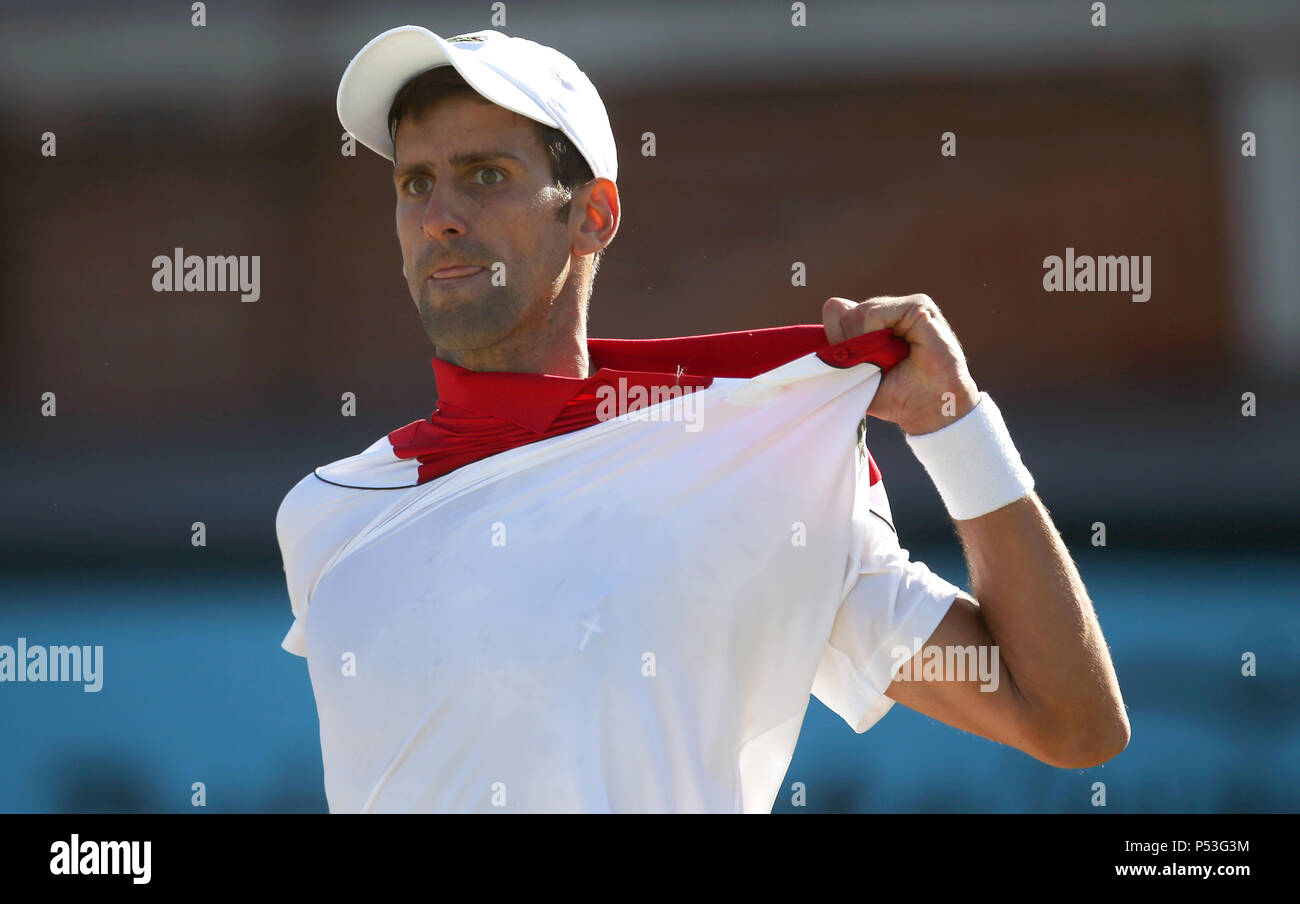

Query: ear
[[572, 177, 620, 256]]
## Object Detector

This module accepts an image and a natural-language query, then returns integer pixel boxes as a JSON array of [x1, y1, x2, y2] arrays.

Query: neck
[[435, 296, 590, 378]]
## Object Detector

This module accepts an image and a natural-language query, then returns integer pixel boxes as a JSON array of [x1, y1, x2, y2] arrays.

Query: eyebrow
[[393, 150, 525, 182]]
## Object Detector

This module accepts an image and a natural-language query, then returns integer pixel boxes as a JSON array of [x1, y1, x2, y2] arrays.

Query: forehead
[[393, 95, 544, 165]]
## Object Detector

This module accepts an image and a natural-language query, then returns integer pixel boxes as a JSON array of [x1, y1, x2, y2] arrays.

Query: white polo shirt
[[277, 329, 963, 813]]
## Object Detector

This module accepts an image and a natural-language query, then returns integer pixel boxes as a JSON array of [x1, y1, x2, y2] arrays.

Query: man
[[277, 26, 1129, 813]]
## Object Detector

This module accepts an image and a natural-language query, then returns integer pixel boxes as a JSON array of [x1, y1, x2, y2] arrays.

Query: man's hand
[[823, 294, 980, 436]]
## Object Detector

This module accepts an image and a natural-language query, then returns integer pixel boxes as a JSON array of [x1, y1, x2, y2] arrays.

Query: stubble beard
[[413, 274, 528, 352]]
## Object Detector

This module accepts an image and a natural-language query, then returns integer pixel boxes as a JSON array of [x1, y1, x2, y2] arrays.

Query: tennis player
[[276, 27, 1129, 813]]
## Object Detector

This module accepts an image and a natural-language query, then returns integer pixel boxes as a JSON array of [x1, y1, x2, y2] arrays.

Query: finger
[[846, 295, 931, 339]]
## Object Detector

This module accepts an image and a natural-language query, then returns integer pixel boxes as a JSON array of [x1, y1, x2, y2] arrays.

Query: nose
[[421, 182, 468, 240]]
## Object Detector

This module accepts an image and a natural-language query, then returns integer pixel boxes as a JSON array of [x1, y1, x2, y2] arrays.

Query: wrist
[[900, 383, 981, 437], [903, 392, 1035, 520]]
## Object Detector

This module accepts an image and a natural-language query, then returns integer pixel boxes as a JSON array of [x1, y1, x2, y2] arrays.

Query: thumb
[[822, 297, 858, 344]]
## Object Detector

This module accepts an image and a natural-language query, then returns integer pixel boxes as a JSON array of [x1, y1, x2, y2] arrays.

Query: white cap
[[337, 26, 617, 183]]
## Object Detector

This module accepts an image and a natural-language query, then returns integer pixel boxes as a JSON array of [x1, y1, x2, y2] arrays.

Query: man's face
[[393, 94, 577, 352]]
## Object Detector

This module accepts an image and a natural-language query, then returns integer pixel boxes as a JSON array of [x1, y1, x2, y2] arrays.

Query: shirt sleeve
[[810, 476, 966, 733], [276, 436, 402, 658], [274, 470, 365, 658], [276, 476, 314, 658]]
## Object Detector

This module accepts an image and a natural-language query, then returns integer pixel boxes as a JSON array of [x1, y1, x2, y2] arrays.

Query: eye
[[474, 167, 505, 185], [405, 175, 433, 195]]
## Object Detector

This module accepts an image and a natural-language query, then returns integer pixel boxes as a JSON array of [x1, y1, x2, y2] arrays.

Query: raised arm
[[824, 295, 1129, 768]]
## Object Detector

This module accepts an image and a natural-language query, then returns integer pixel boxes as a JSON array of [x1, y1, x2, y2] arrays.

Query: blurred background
[[1, 0, 1297, 813]]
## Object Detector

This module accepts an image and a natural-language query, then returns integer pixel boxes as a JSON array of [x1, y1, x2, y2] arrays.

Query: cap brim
[[337, 26, 454, 162], [337, 26, 563, 163]]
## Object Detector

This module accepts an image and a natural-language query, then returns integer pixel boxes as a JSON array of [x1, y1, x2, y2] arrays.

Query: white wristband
[[903, 392, 1034, 520]]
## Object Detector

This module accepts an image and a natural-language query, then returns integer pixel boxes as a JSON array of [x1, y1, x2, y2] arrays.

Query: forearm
[[901, 386, 1129, 764], [953, 492, 1129, 760]]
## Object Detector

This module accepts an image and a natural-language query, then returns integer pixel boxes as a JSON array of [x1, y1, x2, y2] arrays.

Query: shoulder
[[309, 425, 426, 490], [275, 427, 420, 542]]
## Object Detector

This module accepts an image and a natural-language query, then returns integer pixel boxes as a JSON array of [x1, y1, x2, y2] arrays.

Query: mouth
[[430, 265, 486, 280]]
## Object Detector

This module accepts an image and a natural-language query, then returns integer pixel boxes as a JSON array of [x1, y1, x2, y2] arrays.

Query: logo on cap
[[447, 35, 487, 43]]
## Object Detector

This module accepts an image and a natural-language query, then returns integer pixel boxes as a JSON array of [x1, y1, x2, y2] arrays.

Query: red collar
[[430, 324, 906, 433]]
